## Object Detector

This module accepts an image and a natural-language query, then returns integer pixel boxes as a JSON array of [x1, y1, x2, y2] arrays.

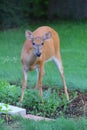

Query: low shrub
[[0, 80, 21, 105], [22, 88, 69, 118], [0, 80, 77, 119]]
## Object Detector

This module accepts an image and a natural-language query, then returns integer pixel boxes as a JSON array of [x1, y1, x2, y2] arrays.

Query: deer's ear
[[25, 30, 33, 40], [43, 31, 52, 40]]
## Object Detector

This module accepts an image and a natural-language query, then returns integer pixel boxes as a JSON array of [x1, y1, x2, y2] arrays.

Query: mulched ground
[[65, 90, 87, 118]]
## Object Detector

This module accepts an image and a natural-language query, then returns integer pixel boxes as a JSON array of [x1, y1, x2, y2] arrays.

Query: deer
[[20, 26, 69, 103]]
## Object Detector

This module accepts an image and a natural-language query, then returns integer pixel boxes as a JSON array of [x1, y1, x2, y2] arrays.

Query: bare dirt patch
[[65, 90, 87, 118]]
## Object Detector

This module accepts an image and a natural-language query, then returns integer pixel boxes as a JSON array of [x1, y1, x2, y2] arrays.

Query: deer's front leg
[[35, 63, 44, 97], [20, 65, 28, 102]]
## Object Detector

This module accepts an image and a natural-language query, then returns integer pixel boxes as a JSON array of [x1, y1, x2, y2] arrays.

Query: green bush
[[22, 88, 68, 118], [0, 80, 77, 119], [0, 80, 21, 105]]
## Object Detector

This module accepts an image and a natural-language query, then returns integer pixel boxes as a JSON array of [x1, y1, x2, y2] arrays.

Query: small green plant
[[0, 80, 21, 105], [22, 89, 42, 112], [22, 88, 70, 118], [0, 103, 12, 123]]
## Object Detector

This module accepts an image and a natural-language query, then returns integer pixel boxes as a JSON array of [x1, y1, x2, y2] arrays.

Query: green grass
[[5, 117, 87, 130], [0, 21, 87, 91]]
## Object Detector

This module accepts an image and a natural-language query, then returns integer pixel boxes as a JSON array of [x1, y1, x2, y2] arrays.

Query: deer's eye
[[41, 42, 44, 45], [32, 42, 35, 45]]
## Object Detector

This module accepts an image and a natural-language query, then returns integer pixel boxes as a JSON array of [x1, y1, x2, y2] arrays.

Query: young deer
[[20, 26, 69, 102]]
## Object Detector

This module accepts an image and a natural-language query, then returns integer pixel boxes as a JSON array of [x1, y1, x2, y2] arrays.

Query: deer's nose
[[36, 52, 41, 57]]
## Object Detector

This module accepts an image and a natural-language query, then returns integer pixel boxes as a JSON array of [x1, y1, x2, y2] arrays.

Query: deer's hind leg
[[53, 53, 69, 101]]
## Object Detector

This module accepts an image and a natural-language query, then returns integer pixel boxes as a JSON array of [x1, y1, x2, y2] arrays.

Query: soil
[[65, 90, 87, 118]]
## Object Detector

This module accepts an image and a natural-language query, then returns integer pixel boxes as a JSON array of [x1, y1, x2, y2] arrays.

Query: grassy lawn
[[3, 117, 87, 130], [0, 21, 87, 91], [20, 117, 87, 130]]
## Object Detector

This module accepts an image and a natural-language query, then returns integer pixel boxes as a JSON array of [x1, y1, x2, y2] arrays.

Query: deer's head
[[25, 30, 52, 57]]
